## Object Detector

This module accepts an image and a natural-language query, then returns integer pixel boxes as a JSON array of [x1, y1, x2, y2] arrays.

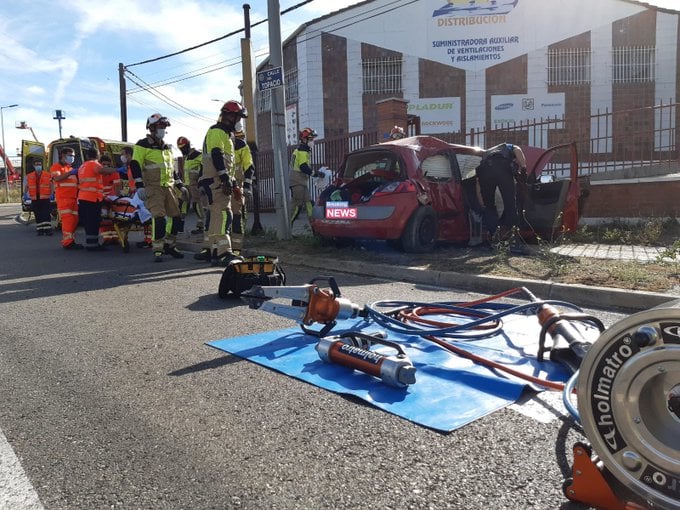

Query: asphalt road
[[0, 204, 629, 510]]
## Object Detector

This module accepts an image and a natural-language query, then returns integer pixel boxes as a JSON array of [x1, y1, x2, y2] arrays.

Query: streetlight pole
[[1, 103, 19, 198]]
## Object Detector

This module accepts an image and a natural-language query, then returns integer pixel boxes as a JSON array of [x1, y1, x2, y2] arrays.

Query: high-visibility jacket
[[50, 162, 78, 200], [290, 143, 313, 187], [130, 136, 175, 188], [78, 160, 104, 202], [184, 148, 202, 182], [102, 171, 120, 197], [201, 124, 234, 181], [26, 170, 52, 200]]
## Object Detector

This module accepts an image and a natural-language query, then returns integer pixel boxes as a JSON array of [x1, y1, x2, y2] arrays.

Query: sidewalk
[[177, 211, 672, 263]]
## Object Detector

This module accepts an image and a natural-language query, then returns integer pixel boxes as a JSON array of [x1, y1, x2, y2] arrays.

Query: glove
[[136, 187, 147, 202], [68, 168, 78, 176], [313, 169, 324, 178], [23, 192, 30, 201], [50, 193, 55, 202], [232, 184, 242, 200]]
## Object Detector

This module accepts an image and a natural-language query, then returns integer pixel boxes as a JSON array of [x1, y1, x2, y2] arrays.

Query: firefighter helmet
[[146, 113, 170, 130], [176, 136, 190, 148], [299, 127, 317, 141], [390, 126, 405, 139], [220, 100, 248, 118]]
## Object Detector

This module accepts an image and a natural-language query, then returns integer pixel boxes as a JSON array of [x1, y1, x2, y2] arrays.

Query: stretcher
[[100, 195, 150, 252]]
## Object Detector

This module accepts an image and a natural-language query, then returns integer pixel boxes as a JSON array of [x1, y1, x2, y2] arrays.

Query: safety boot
[[193, 248, 212, 262], [164, 244, 184, 259]]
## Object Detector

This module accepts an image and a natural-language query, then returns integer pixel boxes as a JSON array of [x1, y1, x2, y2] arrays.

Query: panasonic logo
[[495, 103, 513, 110]]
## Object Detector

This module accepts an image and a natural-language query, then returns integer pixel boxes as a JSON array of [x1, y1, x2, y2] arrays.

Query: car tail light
[[371, 180, 416, 198]]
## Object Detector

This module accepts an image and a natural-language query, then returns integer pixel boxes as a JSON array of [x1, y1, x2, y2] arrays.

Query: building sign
[[329, 0, 645, 72], [407, 98, 461, 134], [490, 93, 565, 127]]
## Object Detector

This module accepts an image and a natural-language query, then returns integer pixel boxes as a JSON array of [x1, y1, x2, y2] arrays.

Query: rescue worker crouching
[[177, 136, 206, 236], [475, 142, 529, 255], [194, 100, 247, 267], [232, 124, 256, 254], [290, 127, 325, 227], [129, 113, 188, 262]]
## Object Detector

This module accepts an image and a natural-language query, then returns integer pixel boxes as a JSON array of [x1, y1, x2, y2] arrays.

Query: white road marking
[[509, 389, 572, 424], [0, 427, 44, 510]]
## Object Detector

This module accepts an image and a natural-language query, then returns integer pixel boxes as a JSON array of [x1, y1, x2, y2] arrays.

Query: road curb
[[176, 239, 677, 313], [277, 255, 677, 313]]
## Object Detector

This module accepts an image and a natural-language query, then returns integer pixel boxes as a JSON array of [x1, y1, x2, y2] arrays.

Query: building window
[[285, 68, 298, 105], [361, 57, 402, 94], [611, 46, 656, 83], [547, 48, 591, 85]]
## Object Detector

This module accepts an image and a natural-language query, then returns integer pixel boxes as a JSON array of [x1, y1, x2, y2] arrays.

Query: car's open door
[[520, 142, 588, 239]]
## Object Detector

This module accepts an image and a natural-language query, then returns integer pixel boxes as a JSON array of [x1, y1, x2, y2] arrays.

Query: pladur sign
[[408, 98, 461, 134]]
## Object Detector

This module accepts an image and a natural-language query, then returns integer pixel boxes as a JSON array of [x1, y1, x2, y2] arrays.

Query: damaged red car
[[310, 136, 586, 253]]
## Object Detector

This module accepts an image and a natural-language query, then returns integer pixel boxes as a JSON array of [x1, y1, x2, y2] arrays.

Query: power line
[[125, 69, 213, 122], [125, 0, 315, 68]]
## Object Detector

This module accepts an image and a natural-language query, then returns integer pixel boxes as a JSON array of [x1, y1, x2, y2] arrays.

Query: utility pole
[[267, 0, 291, 240], [241, 3, 263, 234], [119, 63, 128, 142]]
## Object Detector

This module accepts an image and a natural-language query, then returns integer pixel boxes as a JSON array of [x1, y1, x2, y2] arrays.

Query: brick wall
[[322, 33, 348, 138], [582, 178, 680, 218]]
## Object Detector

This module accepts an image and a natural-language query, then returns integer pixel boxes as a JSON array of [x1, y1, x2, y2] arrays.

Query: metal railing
[[252, 103, 678, 211]]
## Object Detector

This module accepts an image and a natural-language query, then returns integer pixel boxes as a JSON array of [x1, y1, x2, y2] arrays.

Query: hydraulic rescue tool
[[316, 331, 416, 388], [241, 276, 366, 336], [242, 277, 680, 509], [564, 299, 680, 510]]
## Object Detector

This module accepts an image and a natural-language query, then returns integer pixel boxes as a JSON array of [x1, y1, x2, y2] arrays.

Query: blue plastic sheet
[[207, 315, 572, 432]]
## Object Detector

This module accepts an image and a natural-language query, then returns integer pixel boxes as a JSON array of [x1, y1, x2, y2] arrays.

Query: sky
[[1, 0, 678, 162], [0, 0, 365, 161]]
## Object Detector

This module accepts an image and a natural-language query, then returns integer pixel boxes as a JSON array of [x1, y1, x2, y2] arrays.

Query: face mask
[[308, 140, 315, 148], [65, 155, 75, 164], [234, 121, 244, 132], [120, 155, 128, 164], [155, 129, 166, 139], [35, 165, 42, 172]]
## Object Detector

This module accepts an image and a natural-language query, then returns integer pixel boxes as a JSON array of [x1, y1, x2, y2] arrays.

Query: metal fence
[[252, 102, 678, 211]]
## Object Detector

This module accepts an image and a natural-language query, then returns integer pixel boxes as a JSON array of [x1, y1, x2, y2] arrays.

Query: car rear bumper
[[311, 203, 416, 240]]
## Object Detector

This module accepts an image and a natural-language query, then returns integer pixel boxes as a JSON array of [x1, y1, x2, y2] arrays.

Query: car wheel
[[400, 206, 437, 253]]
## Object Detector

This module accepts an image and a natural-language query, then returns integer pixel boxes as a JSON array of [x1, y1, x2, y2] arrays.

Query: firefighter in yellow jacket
[[290, 127, 325, 226], [129, 113, 188, 262], [194, 100, 247, 266]]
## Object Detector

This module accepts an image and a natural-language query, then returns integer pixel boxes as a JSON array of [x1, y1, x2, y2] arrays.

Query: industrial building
[[255, 0, 679, 152]]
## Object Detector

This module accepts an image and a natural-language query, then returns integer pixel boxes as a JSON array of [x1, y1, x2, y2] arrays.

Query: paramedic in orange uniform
[[25, 157, 54, 236], [77, 147, 117, 251], [50, 147, 82, 250]]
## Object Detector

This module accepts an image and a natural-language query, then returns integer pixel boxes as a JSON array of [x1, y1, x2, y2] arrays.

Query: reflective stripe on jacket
[[201, 124, 234, 181], [132, 137, 175, 187], [50, 162, 78, 199], [27, 171, 52, 200], [78, 160, 104, 202], [290, 144, 312, 187]]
